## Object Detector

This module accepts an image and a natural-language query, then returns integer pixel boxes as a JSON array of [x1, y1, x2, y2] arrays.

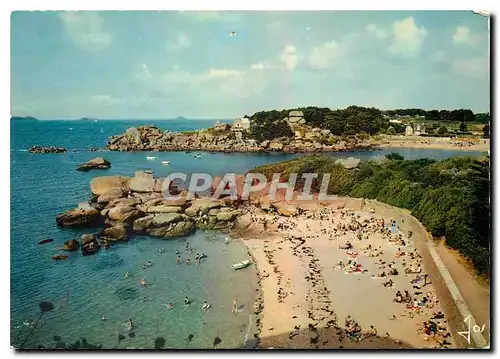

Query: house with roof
[[232, 117, 251, 132]]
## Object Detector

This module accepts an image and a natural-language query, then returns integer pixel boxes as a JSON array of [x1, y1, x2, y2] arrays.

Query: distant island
[[11, 116, 37, 121]]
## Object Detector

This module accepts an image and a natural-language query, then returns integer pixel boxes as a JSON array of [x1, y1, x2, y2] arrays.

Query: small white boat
[[232, 259, 251, 270], [162, 161, 171, 165], [146, 156, 157, 160]]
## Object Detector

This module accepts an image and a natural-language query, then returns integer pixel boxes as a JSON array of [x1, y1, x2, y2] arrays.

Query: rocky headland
[[106, 111, 377, 153]]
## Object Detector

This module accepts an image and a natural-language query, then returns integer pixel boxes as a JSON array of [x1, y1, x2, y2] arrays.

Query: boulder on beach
[[76, 157, 111, 171], [63, 239, 79, 251], [56, 207, 100, 227], [91, 176, 130, 196], [272, 202, 298, 217], [234, 213, 252, 229], [100, 225, 128, 241]]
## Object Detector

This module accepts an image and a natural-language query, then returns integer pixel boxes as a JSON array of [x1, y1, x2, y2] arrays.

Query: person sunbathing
[[383, 279, 393, 287], [339, 241, 353, 250], [388, 267, 399, 276], [394, 291, 403, 303]]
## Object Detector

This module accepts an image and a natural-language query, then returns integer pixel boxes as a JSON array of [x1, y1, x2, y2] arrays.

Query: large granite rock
[[100, 225, 128, 241], [147, 213, 195, 238], [97, 188, 124, 204], [184, 198, 221, 217], [56, 207, 100, 227], [76, 157, 111, 171], [234, 213, 252, 229], [90, 176, 130, 196], [80, 234, 101, 255], [216, 209, 241, 221], [107, 205, 140, 224], [129, 171, 156, 193], [146, 205, 183, 214]]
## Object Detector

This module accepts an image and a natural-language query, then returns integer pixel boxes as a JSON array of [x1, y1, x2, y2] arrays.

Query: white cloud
[[366, 24, 389, 39], [431, 50, 448, 63], [452, 57, 489, 78], [388, 17, 427, 57], [308, 41, 342, 70], [58, 12, 113, 51], [453, 26, 480, 45], [179, 11, 242, 23], [90, 95, 120, 106], [169, 32, 191, 51], [278, 45, 299, 71], [205, 68, 243, 79]]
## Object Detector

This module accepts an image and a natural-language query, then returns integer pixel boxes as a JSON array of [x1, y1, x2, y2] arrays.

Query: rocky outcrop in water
[[29, 145, 67, 154], [106, 125, 375, 153], [63, 239, 79, 251], [55, 171, 248, 247], [76, 157, 111, 171], [56, 204, 100, 227]]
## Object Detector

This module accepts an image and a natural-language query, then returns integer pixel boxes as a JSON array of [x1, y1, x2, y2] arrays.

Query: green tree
[[438, 126, 448, 135], [459, 122, 467, 132]]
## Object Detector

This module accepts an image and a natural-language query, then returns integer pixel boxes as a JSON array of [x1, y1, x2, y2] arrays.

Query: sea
[[10, 118, 485, 349]]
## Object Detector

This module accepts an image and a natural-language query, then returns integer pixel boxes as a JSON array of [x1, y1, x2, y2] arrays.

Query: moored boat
[[146, 156, 157, 160], [231, 259, 251, 270]]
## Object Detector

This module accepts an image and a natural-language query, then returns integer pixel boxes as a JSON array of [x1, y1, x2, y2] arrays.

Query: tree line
[[246, 106, 490, 141]]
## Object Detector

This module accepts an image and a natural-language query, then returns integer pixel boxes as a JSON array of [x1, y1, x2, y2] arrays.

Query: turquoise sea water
[[10, 119, 484, 349]]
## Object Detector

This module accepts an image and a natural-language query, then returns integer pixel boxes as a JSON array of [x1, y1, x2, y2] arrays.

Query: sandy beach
[[234, 198, 455, 349], [376, 136, 490, 152]]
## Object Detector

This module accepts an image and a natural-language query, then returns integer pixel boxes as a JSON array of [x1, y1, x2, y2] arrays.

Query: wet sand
[[236, 198, 455, 349]]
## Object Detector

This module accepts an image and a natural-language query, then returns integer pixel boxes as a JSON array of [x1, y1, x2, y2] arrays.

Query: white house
[[232, 117, 251, 131]]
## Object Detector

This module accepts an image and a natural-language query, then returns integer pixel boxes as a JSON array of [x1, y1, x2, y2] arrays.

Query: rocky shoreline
[[106, 125, 376, 153], [54, 171, 256, 258]]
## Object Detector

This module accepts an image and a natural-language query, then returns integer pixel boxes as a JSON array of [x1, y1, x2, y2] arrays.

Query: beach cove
[[10, 119, 488, 349]]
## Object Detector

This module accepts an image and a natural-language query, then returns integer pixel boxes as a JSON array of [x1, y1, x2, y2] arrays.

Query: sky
[[10, 10, 490, 119]]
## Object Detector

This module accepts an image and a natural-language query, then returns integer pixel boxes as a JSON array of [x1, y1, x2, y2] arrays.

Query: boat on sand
[[232, 259, 251, 270]]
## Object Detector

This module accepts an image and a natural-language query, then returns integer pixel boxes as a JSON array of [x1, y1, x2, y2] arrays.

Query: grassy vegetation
[[250, 154, 491, 277]]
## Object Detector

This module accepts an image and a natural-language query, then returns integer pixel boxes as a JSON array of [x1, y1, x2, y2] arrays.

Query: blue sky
[[11, 11, 489, 119]]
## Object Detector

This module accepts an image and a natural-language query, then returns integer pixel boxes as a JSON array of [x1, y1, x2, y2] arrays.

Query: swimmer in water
[[184, 296, 190, 305], [175, 249, 180, 255], [186, 258, 191, 265], [125, 272, 130, 279], [232, 298, 238, 313], [101, 315, 107, 321], [176, 256, 181, 264], [167, 303, 173, 308], [202, 301, 210, 310], [141, 278, 147, 286], [147, 261, 152, 267], [185, 242, 189, 249]]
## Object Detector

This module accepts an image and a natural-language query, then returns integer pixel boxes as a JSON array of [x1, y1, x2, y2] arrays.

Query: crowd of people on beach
[[244, 203, 454, 349]]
